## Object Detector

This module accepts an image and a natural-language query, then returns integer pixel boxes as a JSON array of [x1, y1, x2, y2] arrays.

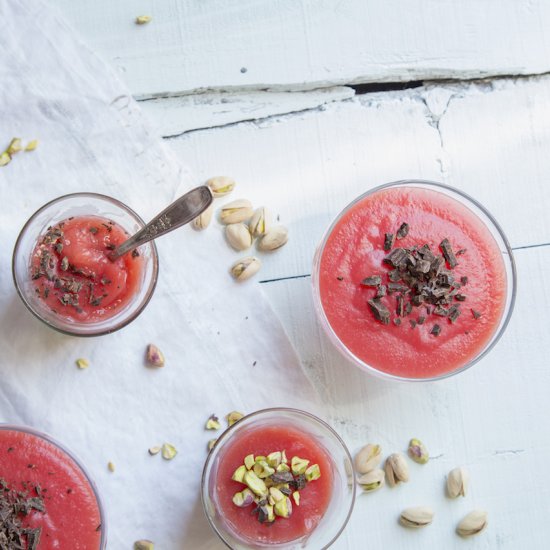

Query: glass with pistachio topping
[[202, 408, 355, 548]]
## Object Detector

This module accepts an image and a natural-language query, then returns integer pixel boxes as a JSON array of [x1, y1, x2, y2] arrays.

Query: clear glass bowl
[[201, 408, 355, 549], [312, 180, 517, 382], [12, 192, 158, 337], [0, 424, 107, 549]]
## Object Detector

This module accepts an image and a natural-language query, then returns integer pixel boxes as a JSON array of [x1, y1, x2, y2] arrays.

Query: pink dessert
[[214, 424, 333, 545], [318, 185, 507, 378], [0, 428, 102, 549], [30, 215, 143, 322]]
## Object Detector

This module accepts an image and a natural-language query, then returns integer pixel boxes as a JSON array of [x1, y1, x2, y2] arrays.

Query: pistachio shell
[[456, 510, 488, 537], [225, 223, 253, 250], [220, 199, 253, 224], [148, 446, 161, 455], [399, 506, 434, 528], [258, 226, 288, 251], [230, 256, 261, 281], [447, 467, 469, 498], [206, 176, 236, 197], [354, 443, 382, 474], [357, 468, 385, 492], [384, 453, 409, 487], [192, 203, 213, 230], [249, 207, 272, 237]]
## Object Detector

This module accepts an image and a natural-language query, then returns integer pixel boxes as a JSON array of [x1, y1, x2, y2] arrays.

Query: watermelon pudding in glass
[[12, 193, 158, 336], [312, 180, 516, 381], [0, 425, 106, 549], [202, 408, 355, 549]]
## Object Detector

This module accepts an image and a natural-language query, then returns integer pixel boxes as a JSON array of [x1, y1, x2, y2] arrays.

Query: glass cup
[[201, 408, 356, 549], [12, 192, 159, 336], [0, 424, 107, 549], [312, 180, 517, 382]]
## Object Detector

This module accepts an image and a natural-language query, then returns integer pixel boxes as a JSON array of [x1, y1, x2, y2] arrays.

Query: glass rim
[[312, 179, 517, 383], [0, 423, 107, 549], [12, 191, 159, 337], [201, 407, 356, 549]]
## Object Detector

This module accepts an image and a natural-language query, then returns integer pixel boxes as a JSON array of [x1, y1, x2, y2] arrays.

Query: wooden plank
[[261, 244, 549, 549], [51, 0, 550, 98]]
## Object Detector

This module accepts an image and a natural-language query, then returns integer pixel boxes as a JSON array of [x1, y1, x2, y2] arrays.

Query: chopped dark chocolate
[[336, 276, 344, 281], [410, 319, 417, 329], [455, 294, 466, 302], [388, 282, 409, 293], [460, 276, 468, 285], [471, 309, 482, 319], [384, 247, 408, 267], [447, 305, 461, 323], [456, 248, 467, 255], [367, 299, 390, 325], [376, 285, 387, 298], [417, 315, 426, 325], [384, 232, 396, 251], [361, 275, 382, 287], [440, 238, 458, 269], [388, 269, 402, 282], [270, 471, 294, 484], [430, 324, 441, 336], [433, 306, 448, 317], [396, 295, 405, 317], [396, 222, 409, 239], [393, 318, 402, 326]]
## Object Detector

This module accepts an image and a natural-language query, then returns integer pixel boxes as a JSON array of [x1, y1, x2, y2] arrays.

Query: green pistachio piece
[[408, 438, 429, 464], [274, 496, 292, 518], [75, 358, 89, 370], [134, 541, 154, 550], [258, 504, 275, 523], [232, 465, 247, 483], [232, 488, 255, 507], [205, 415, 221, 430], [0, 152, 11, 167], [292, 491, 300, 506], [226, 411, 244, 426], [207, 439, 217, 452], [266, 451, 282, 468], [268, 487, 285, 503], [253, 460, 275, 479], [161, 443, 177, 460], [276, 463, 290, 473], [243, 470, 268, 497], [7, 138, 22, 155], [25, 139, 38, 152], [291, 456, 310, 475], [244, 454, 255, 470], [281, 450, 288, 464], [255, 455, 266, 463], [135, 15, 152, 24], [305, 464, 321, 482]]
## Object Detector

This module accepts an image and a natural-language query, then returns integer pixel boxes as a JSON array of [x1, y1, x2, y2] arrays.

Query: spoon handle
[[110, 186, 213, 260]]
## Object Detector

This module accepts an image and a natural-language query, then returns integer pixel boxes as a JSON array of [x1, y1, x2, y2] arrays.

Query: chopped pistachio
[[305, 464, 321, 482], [226, 411, 244, 426], [207, 439, 217, 451], [274, 496, 292, 518], [146, 344, 165, 367], [134, 541, 154, 550], [7, 138, 22, 155], [253, 460, 275, 479], [266, 451, 282, 468], [135, 15, 152, 24], [232, 465, 247, 483], [276, 463, 290, 473], [107, 461, 115, 472], [243, 470, 268, 497], [232, 488, 255, 507], [161, 443, 177, 460], [25, 139, 38, 152], [0, 152, 10, 166], [281, 450, 288, 464], [75, 358, 89, 370], [244, 454, 255, 470], [408, 438, 429, 464], [291, 456, 310, 475], [292, 491, 300, 506], [258, 503, 275, 523], [205, 415, 221, 430], [255, 455, 266, 463], [268, 487, 285, 503], [148, 446, 161, 456]]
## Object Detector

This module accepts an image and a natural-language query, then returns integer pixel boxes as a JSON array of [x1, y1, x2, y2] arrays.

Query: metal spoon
[[109, 185, 213, 260]]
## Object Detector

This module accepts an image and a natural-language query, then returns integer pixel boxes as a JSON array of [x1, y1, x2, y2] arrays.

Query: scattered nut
[[107, 461, 115, 473], [146, 344, 165, 367], [0, 152, 10, 166], [206, 414, 221, 430], [6, 138, 22, 155], [357, 468, 385, 492], [232, 488, 255, 507], [230, 256, 261, 281], [292, 491, 300, 506], [220, 199, 254, 225], [225, 223, 253, 251], [399, 506, 434, 528], [258, 226, 288, 251], [148, 446, 161, 456], [291, 456, 309, 475], [447, 466, 469, 498], [25, 139, 38, 152], [207, 439, 217, 451], [456, 510, 488, 537], [408, 438, 429, 464], [161, 443, 177, 460], [192, 203, 213, 230], [75, 358, 89, 370], [226, 411, 244, 426], [305, 464, 321, 481], [354, 444, 382, 474], [249, 207, 272, 238], [206, 176, 236, 197], [232, 465, 247, 482], [384, 453, 409, 487], [134, 541, 154, 550], [135, 15, 152, 25], [243, 470, 268, 497], [274, 496, 292, 518]]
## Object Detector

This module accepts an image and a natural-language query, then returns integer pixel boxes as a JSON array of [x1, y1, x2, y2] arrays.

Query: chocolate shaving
[[471, 309, 482, 319], [367, 299, 390, 325], [396, 222, 409, 239], [410, 319, 417, 329], [336, 276, 344, 281], [393, 318, 401, 326], [447, 305, 461, 323], [376, 285, 387, 298], [455, 294, 466, 302], [384, 232, 395, 251], [440, 238, 458, 269], [361, 275, 382, 287], [430, 324, 441, 336], [384, 247, 407, 267], [417, 315, 426, 325], [270, 471, 294, 484]]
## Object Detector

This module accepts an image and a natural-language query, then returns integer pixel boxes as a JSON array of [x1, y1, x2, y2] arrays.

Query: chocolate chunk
[[388, 269, 402, 282], [434, 306, 448, 317], [471, 309, 482, 319], [396, 222, 409, 239], [384, 232, 396, 251], [430, 324, 441, 336], [393, 318, 402, 326], [410, 319, 417, 329], [271, 471, 294, 484], [367, 299, 390, 325], [384, 247, 408, 267], [417, 315, 426, 325], [376, 285, 387, 298], [404, 302, 413, 316], [388, 282, 409, 293], [361, 275, 382, 287], [455, 294, 466, 302], [460, 276, 468, 285], [415, 259, 431, 274], [448, 305, 461, 323], [336, 276, 344, 281], [456, 248, 467, 255], [396, 295, 405, 317], [440, 238, 458, 269]]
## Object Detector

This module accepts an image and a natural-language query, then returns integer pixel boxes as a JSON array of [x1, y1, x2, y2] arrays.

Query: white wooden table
[[51, 2, 550, 548]]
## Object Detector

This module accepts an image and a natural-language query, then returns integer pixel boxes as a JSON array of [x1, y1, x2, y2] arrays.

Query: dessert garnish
[[206, 415, 221, 431], [362, 222, 478, 335], [0, 478, 45, 549], [230, 450, 321, 524]]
